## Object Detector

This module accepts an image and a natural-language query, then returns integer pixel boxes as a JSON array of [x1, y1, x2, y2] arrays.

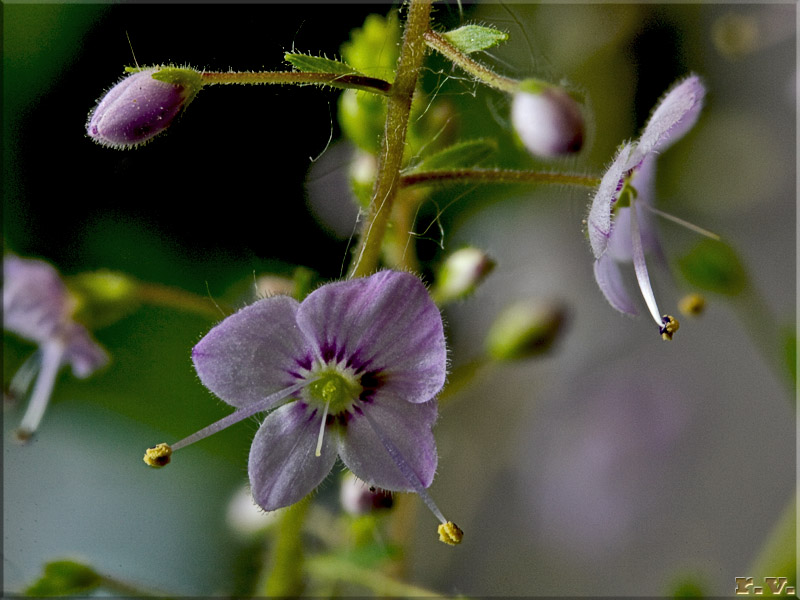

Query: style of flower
[[586, 75, 706, 339], [3, 255, 108, 440], [86, 67, 203, 149], [144, 270, 462, 544]]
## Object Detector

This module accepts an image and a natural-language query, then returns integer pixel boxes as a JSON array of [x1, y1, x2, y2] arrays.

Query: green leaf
[[341, 11, 400, 82], [783, 327, 796, 386], [677, 239, 747, 296], [284, 53, 361, 76], [25, 560, 102, 596], [410, 138, 497, 172], [442, 24, 509, 54]]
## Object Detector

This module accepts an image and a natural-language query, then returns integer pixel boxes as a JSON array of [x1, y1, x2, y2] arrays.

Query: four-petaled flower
[[586, 75, 706, 339], [149, 271, 458, 537], [3, 255, 108, 440]]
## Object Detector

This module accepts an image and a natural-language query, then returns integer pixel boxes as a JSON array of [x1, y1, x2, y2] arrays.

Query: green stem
[[349, 0, 433, 278], [135, 282, 230, 320], [262, 499, 311, 596], [424, 29, 519, 93], [201, 71, 391, 95], [401, 167, 601, 189]]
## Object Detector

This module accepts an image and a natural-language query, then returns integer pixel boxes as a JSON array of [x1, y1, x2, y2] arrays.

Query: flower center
[[306, 369, 362, 415]]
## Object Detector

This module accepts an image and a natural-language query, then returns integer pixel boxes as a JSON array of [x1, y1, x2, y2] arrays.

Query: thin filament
[[361, 408, 447, 525], [315, 398, 331, 457], [640, 203, 720, 240], [18, 341, 65, 436], [629, 199, 663, 327], [171, 383, 304, 451]]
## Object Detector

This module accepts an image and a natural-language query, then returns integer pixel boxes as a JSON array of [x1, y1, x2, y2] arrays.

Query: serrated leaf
[[410, 139, 497, 172], [442, 24, 509, 54], [25, 560, 102, 596], [284, 53, 361, 76]]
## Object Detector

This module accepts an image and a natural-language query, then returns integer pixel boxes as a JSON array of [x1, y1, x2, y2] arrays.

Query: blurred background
[[3, 1, 796, 596]]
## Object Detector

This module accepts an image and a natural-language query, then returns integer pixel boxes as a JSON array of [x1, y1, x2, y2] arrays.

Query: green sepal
[[677, 239, 747, 296], [124, 65, 204, 102], [24, 560, 102, 597], [441, 24, 509, 54], [410, 138, 497, 172], [284, 53, 362, 76]]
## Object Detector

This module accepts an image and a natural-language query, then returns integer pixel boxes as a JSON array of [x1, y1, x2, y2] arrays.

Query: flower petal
[[637, 75, 705, 157], [248, 401, 338, 511], [586, 143, 636, 259], [192, 296, 314, 409], [3, 255, 72, 343], [593, 254, 638, 316], [63, 323, 109, 378], [338, 398, 438, 491], [297, 271, 446, 404]]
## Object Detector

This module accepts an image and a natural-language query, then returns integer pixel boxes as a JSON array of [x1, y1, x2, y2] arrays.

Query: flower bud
[[511, 80, 584, 158], [432, 247, 495, 304], [340, 472, 393, 516], [87, 67, 203, 149], [486, 299, 567, 361]]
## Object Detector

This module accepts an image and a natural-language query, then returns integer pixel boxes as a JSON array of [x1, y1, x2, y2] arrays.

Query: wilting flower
[[3, 255, 108, 440], [145, 270, 462, 544], [86, 66, 203, 149], [586, 75, 706, 339], [511, 80, 584, 158]]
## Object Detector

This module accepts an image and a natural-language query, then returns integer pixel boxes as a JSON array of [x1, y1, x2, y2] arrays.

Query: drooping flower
[[3, 255, 108, 440], [86, 67, 203, 149], [144, 270, 462, 544], [586, 75, 706, 339], [512, 80, 584, 158]]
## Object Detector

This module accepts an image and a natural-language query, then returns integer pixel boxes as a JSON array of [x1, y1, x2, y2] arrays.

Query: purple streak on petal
[[338, 397, 438, 491], [248, 401, 338, 511], [3, 255, 72, 343], [587, 144, 635, 259], [297, 271, 446, 404], [593, 254, 638, 316], [192, 295, 314, 409], [637, 75, 705, 156]]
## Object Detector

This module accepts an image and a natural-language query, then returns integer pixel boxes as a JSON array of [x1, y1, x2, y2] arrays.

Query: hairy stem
[[349, 0, 433, 278], [401, 167, 601, 189], [201, 71, 391, 94]]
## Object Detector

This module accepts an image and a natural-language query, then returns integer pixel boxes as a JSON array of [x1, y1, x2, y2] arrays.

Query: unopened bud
[[87, 67, 203, 149], [512, 80, 584, 158], [340, 472, 393, 515], [433, 247, 495, 304], [486, 299, 566, 361]]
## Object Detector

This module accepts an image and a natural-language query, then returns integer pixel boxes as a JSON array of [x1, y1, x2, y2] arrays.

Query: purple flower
[[586, 75, 705, 339], [146, 271, 461, 542], [512, 80, 584, 158], [3, 256, 108, 440], [86, 67, 203, 149]]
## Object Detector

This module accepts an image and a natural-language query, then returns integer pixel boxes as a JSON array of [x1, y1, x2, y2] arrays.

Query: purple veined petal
[[338, 397, 438, 491], [192, 296, 314, 409], [3, 255, 73, 343], [637, 75, 705, 156], [593, 254, 638, 316], [587, 143, 635, 259], [297, 271, 447, 404], [248, 401, 338, 511]]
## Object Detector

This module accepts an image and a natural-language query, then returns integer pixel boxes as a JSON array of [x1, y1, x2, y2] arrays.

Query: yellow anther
[[143, 443, 173, 468], [678, 293, 705, 317], [660, 315, 680, 341], [437, 521, 464, 546]]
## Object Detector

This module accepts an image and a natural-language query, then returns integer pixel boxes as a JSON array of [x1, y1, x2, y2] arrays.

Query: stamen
[[143, 443, 173, 467], [629, 198, 664, 328], [7, 351, 42, 402], [361, 409, 463, 545], [315, 398, 331, 457], [16, 341, 65, 443], [640, 203, 721, 241], [659, 315, 680, 341], [168, 382, 305, 452]]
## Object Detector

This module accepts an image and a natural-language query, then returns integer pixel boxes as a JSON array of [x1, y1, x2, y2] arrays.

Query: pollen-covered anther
[[143, 442, 173, 468], [659, 315, 680, 341], [438, 521, 464, 546]]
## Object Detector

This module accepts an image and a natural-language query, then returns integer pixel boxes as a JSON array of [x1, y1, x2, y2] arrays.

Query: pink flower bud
[[511, 81, 584, 158], [86, 67, 203, 149]]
